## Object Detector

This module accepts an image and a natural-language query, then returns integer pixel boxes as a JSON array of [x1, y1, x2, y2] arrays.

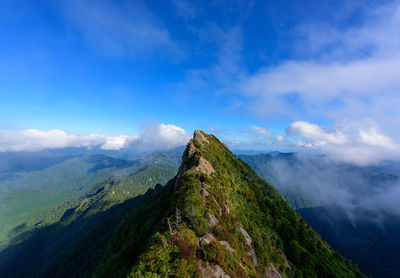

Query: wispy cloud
[[170, 24, 244, 101], [0, 123, 190, 152], [172, 0, 196, 19], [238, 1, 400, 126], [63, 0, 181, 58]]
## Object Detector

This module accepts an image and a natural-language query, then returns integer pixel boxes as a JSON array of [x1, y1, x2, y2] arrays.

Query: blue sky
[[1, 0, 400, 163]]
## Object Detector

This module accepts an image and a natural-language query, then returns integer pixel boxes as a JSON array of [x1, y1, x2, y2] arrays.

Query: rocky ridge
[[129, 130, 365, 278]]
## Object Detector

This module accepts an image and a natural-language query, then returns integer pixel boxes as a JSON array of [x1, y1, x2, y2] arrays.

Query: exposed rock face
[[274, 247, 290, 269], [219, 241, 235, 253], [175, 131, 214, 190], [239, 227, 253, 247], [205, 212, 219, 227], [201, 188, 210, 198], [224, 204, 230, 215], [212, 197, 222, 216], [265, 264, 282, 278], [199, 233, 216, 246], [194, 157, 215, 176], [197, 260, 231, 278], [239, 227, 258, 266], [194, 129, 209, 144], [248, 249, 258, 266]]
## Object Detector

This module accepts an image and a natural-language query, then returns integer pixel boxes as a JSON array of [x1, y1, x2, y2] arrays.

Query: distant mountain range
[[0, 149, 182, 247]]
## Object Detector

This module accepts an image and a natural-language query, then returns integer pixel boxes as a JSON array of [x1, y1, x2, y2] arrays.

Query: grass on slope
[[0, 165, 176, 278]]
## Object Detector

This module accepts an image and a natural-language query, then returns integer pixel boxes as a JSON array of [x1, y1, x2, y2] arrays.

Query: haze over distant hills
[[240, 152, 400, 278], [0, 148, 183, 247]]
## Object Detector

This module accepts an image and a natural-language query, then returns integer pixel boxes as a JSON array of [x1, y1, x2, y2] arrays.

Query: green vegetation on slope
[[0, 190, 74, 246], [0, 165, 176, 278], [36, 165, 176, 226], [126, 131, 365, 277], [0, 151, 181, 248]]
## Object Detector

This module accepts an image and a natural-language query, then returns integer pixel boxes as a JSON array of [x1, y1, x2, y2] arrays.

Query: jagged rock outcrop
[[219, 241, 235, 253], [175, 130, 215, 190], [204, 212, 219, 227], [265, 264, 282, 278], [199, 232, 216, 246], [197, 260, 231, 278]]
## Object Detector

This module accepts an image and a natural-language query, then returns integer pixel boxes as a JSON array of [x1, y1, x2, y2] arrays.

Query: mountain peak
[[132, 131, 366, 278], [175, 130, 216, 189], [193, 129, 209, 144]]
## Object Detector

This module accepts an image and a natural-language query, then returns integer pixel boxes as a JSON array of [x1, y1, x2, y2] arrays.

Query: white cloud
[[286, 120, 400, 164], [248, 125, 270, 135], [140, 123, 191, 149], [0, 123, 190, 152], [286, 121, 347, 145]]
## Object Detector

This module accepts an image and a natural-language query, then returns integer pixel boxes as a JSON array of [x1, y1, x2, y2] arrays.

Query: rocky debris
[[239, 227, 258, 267], [199, 232, 216, 246], [202, 183, 211, 189], [200, 184, 211, 205], [197, 260, 230, 278], [201, 188, 210, 198], [174, 141, 197, 189], [224, 204, 230, 215], [239, 227, 252, 247], [219, 241, 235, 253], [212, 197, 222, 216], [205, 212, 219, 227], [175, 132, 214, 190], [194, 157, 215, 176], [248, 249, 258, 266], [274, 248, 290, 269], [265, 264, 282, 278]]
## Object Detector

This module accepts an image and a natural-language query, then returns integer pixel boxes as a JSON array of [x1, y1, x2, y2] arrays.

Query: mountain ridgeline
[[0, 131, 365, 277]]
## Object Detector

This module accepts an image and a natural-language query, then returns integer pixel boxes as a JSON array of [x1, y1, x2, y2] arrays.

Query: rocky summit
[[129, 130, 365, 277]]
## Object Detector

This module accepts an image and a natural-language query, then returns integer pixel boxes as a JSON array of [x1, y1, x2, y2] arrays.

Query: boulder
[[205, 212, 219, 227], [265, 264, 282, 278], [199, 233, 216, 246], [197, 260, 230, 278]]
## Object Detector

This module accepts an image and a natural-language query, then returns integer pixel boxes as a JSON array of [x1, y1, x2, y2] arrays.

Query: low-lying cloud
[[286, 120, 400, 164], [252, 151, 400, 218], [0, 123, 190, 152]]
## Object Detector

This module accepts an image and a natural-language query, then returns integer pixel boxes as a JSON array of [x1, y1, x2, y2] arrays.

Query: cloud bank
[[286, 120, 400, 164], [0, 123, 190, 152]]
